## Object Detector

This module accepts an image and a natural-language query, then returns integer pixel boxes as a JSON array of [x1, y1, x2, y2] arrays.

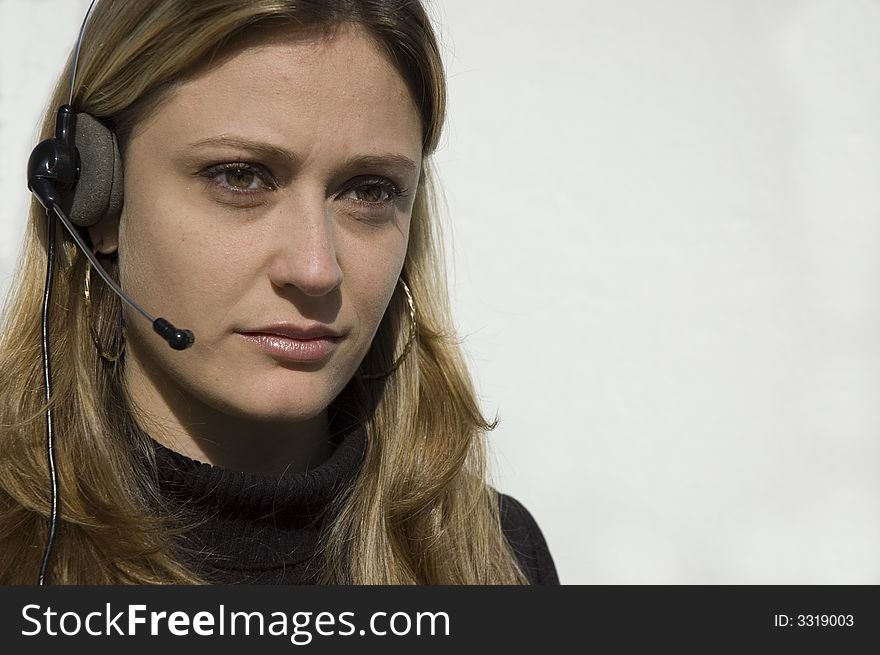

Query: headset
[[26, 0, 195, 585]]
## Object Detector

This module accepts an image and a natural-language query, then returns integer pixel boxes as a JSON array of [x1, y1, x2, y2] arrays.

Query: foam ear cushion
[[70, 113, 124, 227]]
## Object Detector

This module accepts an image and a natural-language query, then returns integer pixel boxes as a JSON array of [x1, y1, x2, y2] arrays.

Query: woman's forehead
[[131, 25, 423, 166]]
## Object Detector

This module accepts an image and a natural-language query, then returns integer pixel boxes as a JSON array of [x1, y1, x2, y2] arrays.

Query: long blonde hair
[[0, 0, 528, 584]]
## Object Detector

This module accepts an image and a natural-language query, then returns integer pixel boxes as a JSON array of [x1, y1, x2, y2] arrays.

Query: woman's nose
[[266, 196, 343, 297]]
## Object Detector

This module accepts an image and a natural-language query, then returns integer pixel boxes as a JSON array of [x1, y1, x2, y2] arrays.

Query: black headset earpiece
[[28, 100, 193, 354], [69, 111, 124, 227], [27, 104, 124, 227]]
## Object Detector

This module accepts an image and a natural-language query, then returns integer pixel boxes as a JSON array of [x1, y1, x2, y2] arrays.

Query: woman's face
[[92, 25, 423, 426]]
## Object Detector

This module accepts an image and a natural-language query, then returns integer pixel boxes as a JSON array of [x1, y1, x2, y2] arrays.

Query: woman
[[0, 0, 559, 585]]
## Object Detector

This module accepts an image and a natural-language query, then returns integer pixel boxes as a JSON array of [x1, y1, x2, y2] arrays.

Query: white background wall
[[2, 0, 879, 584]]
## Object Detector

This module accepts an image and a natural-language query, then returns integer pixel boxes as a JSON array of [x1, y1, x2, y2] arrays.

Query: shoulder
[[497, 492, 560, 585]]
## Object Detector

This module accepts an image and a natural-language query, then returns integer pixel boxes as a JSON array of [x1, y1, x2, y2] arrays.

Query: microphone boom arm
[[47, 202, 195, 350]]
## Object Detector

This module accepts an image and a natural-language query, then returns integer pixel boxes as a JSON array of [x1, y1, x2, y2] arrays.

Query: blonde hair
[[0, 0, 528, 584]]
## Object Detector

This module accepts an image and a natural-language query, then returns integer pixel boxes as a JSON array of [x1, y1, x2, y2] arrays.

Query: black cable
[[37, 210, 59, 586], [36, 1, 97, 586], [33, 0, 193, 584]]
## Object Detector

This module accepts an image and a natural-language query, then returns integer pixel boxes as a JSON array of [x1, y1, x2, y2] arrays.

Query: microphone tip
[[170, 329, 195, 350], [153, 318, 195, 351]]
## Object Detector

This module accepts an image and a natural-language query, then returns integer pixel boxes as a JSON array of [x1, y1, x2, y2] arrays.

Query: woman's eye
[[357, 185, 383, 202], [341, 179, 408, 208], [224, 169, 258, 190], [199, 163, 275, 198], [353, 184, 390, 203]]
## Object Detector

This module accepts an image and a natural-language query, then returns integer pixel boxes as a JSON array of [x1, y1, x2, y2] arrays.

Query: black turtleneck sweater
[[153, 405, 560, 585]]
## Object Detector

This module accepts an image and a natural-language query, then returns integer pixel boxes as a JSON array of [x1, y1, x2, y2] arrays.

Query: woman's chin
[[207, 389, 336, 425]]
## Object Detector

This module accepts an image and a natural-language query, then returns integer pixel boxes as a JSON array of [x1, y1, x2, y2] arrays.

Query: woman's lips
[[237, 332, 341, 363]]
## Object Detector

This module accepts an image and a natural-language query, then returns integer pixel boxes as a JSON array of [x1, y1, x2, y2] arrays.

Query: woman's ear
[[87, 213, 120, 255]]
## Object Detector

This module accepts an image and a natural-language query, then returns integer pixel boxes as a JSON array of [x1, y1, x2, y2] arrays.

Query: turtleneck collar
[[150, 396, 367, 583]]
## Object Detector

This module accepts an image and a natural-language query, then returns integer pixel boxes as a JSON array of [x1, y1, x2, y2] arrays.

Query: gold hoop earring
[[361, 277, 418, 380], [84, 261, 124, 363]]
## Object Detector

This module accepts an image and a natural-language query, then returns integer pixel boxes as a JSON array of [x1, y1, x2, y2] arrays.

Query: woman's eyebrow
[[186, 136, 420, 178], [342, 153, 420, 179], [188, 136, 296, 165]]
